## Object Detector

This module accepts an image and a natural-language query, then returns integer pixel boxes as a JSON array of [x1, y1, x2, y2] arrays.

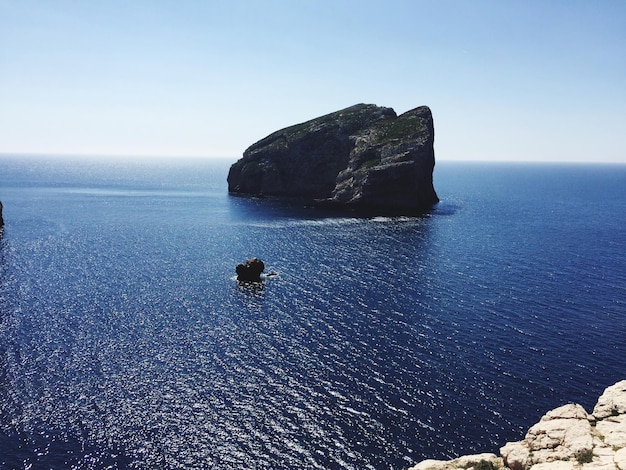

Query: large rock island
[[227, 104, 439, 214]]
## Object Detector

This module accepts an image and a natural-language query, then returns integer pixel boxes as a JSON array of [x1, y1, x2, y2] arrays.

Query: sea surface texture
[[0, 156, 624, 469]]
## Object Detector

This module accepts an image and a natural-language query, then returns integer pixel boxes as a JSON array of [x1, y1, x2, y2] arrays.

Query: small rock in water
[[236, 257, 265, 282]]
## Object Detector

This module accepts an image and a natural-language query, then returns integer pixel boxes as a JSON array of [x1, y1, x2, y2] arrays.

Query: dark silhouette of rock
[[236, 257, 265, 282], [227, 103, 438, 214], [0, 201, 3, 229]]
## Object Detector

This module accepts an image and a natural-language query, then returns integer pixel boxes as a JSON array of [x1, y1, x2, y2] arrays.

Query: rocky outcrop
[[227, 104, 439, 214], [411, 453, 504, 470], [409, 380, 626, 470], [0, 201, 3, 228], [236, 257, 265, 282]]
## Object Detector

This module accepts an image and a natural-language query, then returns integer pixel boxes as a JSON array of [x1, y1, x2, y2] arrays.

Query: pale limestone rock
[[408, 453, 502, 470], [591, 436, 616, 464], [614, 447, 626, 470], [582, 459, 618, 470], [454, 453, 502, 470], [595, 414, 626, 448], [582, 445, 618, 470], [593, 381, 626, 451], [523, 404, 593, 462], [415, 381, 626, 470], [500, 441, 531, 470], [544, 404, 590, 421], [593, 380, 626, 419], [410, 459, 449, 470], [592, 380, 626, 452], [501, 404, 595, 469], [529, 461, 576, 470]]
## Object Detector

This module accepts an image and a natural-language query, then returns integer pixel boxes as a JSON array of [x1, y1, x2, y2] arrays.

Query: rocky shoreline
[[409, 380, 626, 470]]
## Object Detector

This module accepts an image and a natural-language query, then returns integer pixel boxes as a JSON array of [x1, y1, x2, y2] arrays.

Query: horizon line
[[0, 152, 624, 165]]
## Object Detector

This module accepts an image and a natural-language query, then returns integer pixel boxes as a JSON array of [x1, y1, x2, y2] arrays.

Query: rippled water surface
[[0, 156, 624, 469]]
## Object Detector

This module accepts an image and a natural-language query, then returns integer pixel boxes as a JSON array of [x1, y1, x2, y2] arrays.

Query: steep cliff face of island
[[227, 103, 439, 214]]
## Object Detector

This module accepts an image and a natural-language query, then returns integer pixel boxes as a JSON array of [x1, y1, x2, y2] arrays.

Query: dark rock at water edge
[[236, 257, 265, 282], [227, 104, 439, 214], [0, 201, 3, 229]]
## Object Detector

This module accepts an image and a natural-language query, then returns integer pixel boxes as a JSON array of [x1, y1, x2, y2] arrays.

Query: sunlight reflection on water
[[0, 158, 624, 469]]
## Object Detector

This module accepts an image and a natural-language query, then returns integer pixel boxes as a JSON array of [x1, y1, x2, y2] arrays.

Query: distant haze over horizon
[[1, 1, 624, 164], [2, 153, 625, 167]]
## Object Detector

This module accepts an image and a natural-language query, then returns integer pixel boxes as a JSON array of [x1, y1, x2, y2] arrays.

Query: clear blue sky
[[1, 0, 624, 162]]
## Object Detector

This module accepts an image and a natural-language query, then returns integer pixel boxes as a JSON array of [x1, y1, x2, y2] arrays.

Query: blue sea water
[[0, 155, 624, 469]]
